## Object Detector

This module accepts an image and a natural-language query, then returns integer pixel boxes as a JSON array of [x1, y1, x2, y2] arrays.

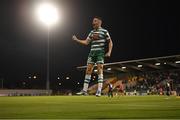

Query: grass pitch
[[0, 95, 179, 119]]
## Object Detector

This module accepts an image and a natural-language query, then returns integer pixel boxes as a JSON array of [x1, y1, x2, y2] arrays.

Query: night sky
[[0, 0, 179, 91]]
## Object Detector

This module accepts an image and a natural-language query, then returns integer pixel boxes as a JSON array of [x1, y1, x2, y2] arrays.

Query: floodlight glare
[[122, 66, 126, 69], [36, 3, 61, 90], [107, 68, 112, 71], [175, 61, 180, 64], [155, 63, 161, 66], [137, 65, 143, 68], [37, 3, 59, 26]]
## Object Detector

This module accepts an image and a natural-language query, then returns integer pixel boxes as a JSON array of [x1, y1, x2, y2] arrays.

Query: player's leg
[[95, 51, 105, 97], [96, 63, 104, 97], [76, 54, 95, 95], [83, 63, 94, 91], [76, 63, 94, 95]]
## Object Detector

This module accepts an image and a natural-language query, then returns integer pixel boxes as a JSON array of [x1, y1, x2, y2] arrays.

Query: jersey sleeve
[[105, 31, 111, 41], [86, 31, 93, 43]]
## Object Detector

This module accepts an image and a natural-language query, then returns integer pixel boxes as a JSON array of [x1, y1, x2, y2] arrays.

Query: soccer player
[[108, 83, 113, 98], [72, 16, 113, 97], [166, 81, 171, 96]]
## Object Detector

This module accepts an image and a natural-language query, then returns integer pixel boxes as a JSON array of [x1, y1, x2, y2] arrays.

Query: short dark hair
[[94, 16, 102, 21]]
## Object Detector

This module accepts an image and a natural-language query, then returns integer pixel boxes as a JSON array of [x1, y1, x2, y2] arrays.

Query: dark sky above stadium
[[0, 0, 179, 90]]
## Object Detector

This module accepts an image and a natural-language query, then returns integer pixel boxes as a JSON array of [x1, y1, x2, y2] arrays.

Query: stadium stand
[[77, 55, 180, 96]]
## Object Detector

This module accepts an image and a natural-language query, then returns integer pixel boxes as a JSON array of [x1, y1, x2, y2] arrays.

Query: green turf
[[0, 95, 179, 119]]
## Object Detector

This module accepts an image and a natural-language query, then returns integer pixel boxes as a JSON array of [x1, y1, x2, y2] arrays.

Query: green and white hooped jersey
[[87, 27, 111, 52]]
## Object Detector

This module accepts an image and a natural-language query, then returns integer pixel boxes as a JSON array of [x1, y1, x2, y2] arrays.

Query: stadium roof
[[77, 54, 180, 74]]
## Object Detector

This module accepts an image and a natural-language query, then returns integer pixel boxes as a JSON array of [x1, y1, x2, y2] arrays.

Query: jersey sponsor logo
[[92, 33, 99, 40]]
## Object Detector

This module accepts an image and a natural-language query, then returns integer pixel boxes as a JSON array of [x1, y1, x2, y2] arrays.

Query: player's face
[[92, 18, 101, 29]]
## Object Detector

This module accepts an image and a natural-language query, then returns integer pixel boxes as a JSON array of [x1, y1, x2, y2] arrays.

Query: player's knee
[[97, 70, 103, 75], [86, 67, 93, 74], [97, 65, 103, 74], [86, 71, 92, 75], [86, 70, 90, 74]]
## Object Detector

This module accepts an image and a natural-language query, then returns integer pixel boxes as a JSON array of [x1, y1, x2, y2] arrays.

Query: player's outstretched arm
[[72, 35, 89, 46], [105, 39, 113, 57]]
